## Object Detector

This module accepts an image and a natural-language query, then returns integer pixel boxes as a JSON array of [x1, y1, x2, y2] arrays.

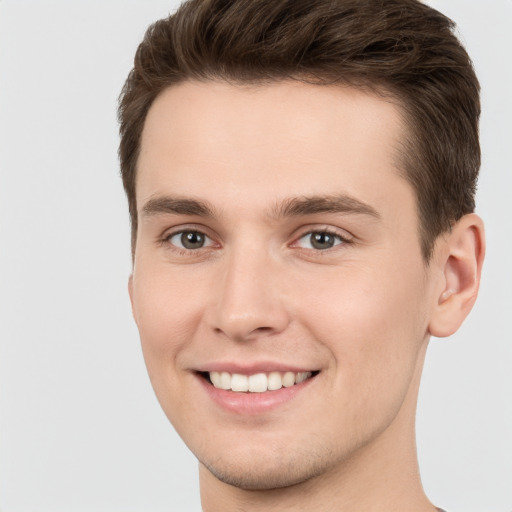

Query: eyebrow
[[140, 194, 380, 220], [141, 196, 216, 218], [272, 195, 380, 219]]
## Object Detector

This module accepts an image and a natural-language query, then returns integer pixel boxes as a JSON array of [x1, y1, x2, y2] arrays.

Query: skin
[[129, 80, 484, 511]]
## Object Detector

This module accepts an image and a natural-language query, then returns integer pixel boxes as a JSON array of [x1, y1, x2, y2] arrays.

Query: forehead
[[137, 80, 409, 216]]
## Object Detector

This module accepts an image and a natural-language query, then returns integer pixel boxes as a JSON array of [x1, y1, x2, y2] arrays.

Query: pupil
[[311, 232, 334, 250], [181, 231, 204, 249]]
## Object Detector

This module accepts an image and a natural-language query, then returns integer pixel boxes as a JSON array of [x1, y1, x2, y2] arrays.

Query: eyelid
[[168, 231, 215, 249], [159, 224, 219, 250], [157, 223, 353, 253], [290, 226, 354, 250]]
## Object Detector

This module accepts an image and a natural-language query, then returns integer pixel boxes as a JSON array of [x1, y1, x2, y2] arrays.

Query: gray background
[[0, 1, 510, 511]]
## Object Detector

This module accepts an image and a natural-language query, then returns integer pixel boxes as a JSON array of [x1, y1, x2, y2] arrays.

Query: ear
[[428, 213, 485, 338], [128, 274, 137, 323]]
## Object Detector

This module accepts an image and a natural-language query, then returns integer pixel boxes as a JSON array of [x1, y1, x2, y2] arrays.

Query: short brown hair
[[118, 0, 480, 260]]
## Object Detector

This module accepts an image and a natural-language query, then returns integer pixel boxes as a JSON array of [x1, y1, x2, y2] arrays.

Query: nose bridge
[[211, 240, 289, 341]]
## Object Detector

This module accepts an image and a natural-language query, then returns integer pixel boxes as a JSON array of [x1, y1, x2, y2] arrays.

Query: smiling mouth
[[200, 370, 319, 393]]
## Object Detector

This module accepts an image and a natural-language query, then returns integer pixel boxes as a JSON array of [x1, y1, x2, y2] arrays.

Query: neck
[[200, 343, 437, 512]]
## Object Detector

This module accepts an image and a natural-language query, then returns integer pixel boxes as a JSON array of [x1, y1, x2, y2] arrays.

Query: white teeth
[[210, 371, 221, 388], [248, 373, 267, 392], [208, 370, 313, 392], [267, 371, 283, 391], [296, 371, 309, 384], [231, 374, 249, 392], [220, 371, 231, 390], [282, 371, 295, 388]]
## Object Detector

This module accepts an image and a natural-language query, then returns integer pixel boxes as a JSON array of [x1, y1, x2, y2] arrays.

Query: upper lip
[[194, 361, 318, 374]]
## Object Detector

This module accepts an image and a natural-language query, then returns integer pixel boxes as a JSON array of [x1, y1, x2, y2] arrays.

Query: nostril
[[252, 326, 274, 334], [213, 324, 279, 342]]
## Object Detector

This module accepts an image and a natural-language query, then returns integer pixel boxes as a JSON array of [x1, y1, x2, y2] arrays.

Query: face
[[130, 81, 439, 490]]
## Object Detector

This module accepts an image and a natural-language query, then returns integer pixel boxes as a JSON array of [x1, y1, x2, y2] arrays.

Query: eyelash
[[160, 227, 352, 254], [293, 228, 351, 251], [160, 229, 216, 254]]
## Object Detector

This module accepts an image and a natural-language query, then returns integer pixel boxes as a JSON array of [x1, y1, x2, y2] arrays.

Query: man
[[118, 1, 485, 510]]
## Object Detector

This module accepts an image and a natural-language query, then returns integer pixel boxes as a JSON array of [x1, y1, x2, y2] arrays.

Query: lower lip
[[197, 374, 317, 415]]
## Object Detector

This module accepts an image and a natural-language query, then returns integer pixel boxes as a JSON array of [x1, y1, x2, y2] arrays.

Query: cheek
[[293, 260, 429, 399], [131, 266, 212, 429], [131, 266, 206, 373], [297, 257, 427, 333]]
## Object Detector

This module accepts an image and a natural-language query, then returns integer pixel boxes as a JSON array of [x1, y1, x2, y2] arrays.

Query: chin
[[202, 460, 319, 491], [197, 441, 338, 491]]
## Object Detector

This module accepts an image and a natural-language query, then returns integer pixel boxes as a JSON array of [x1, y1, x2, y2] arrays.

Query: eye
[[167, 230, 214, 250], [296, 231, 346, 250]]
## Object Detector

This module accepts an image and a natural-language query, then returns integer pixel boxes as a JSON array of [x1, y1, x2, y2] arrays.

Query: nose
[[207, 247, 290, 342]]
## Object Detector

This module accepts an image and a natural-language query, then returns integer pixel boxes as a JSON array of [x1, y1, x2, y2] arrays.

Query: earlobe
[[428, 213, 485, 338]]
